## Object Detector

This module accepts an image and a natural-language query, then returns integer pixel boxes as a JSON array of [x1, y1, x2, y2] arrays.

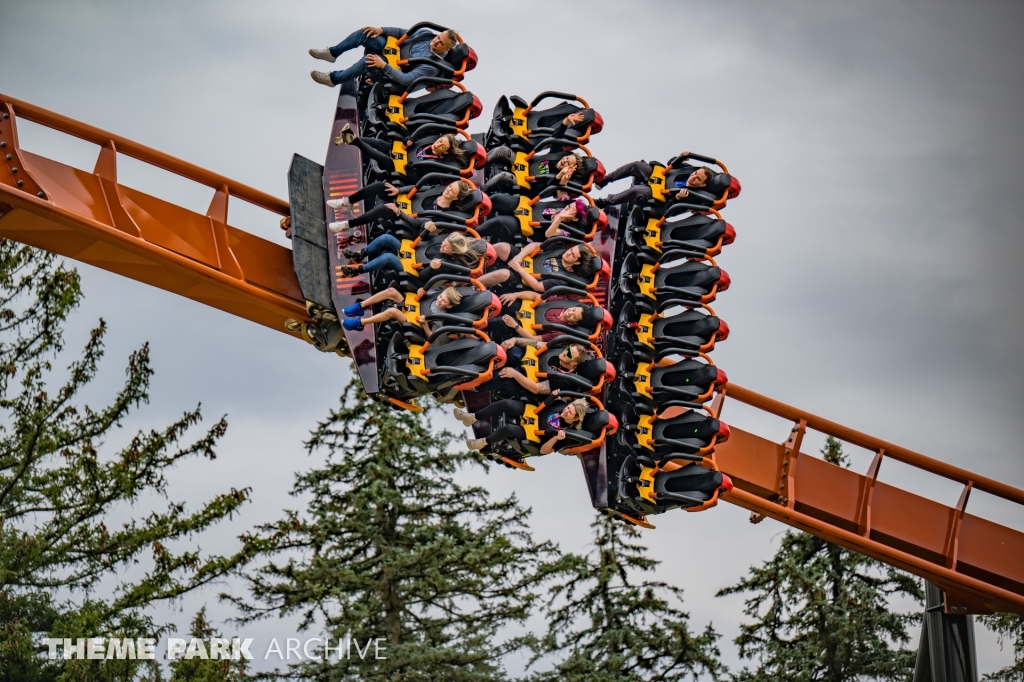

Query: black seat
[[402, 280, 500, 341], [516, 290, 611, 342], [365, 81, 482, 136], [511, 148, 604, 195], [615, 303, 728, 360], [441, 42, 478, 80], [616, 355, 725, 408], [395, 173, 492, 227], [616, 456, 730, 516], [485, 92, 603, 151], [383, 233, 496, 289], [499, 399, 617, 459], [618, 253, 729, 307], [381, 329, 506, 401], [654, 152, 742, 210], [373, 125, 486, 182], [523, 341, 614, 396], [522, 237, 609, 292], [627, 207, 736, 261], [615, 404, 728, 463]]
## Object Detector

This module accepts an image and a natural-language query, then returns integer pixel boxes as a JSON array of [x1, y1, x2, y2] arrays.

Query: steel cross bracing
[[2, 94, 1022, 617]]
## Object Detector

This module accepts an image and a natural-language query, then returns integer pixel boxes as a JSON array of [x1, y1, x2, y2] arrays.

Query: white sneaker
[[453, 408, 476, 427], [326, 197, 351, 210], [328, 221, 350, 234], [311, 70, 335, 87], [309, 47, 337, 63], [466, 438, 487, 450]]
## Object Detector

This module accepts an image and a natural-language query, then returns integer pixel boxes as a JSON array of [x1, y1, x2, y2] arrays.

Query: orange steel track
[[2, 95, 1022, 616], [0, 94, 307, 335]]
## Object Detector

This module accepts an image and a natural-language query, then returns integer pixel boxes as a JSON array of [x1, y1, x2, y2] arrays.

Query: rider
[[309, 25, 458, 91], [469, 340, 591, 395], [339, 231, 487, 278], [593, 157, 716, 208], [327, 179, 473, 234], [340, 284, 462, 333], [457, 397, 589, 454], [476, 242, 598, 293], [334, 127, 471, 175]]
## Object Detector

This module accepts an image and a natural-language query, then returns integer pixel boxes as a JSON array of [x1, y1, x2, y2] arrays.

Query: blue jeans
[[360, 233, 403, 273], [329, 30, 387, 85]]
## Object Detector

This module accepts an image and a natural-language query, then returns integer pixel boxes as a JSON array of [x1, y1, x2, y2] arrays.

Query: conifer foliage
[[233, 382, 556, 681], [0, 242, 251, 680], [528, 514, 723, 682], [716, 437, 923, 682], [168, 608, 252, 681], [978, 613, 1024, 681]]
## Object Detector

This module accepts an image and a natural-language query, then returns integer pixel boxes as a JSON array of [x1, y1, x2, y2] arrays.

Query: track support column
[[913, 581, 978, 682]]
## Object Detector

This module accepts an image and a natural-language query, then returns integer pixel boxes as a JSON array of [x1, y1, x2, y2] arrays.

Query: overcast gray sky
[[2, 0, 1022, 675]]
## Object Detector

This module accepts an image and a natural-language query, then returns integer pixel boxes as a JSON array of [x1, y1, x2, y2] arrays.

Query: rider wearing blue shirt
[[310, 26, 457, 92]]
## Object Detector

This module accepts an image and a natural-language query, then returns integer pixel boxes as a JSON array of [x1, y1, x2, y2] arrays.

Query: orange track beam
[[715, 384, 1024, 616], [0, 93, 307, 334]]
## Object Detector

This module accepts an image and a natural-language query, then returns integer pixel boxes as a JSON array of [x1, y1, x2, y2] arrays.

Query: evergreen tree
[[232, 382, 557, 681], [527, 514, 724, 682], [0, 242, 252, 681], [716, 436, 923, 682], [979, 613, 1024, 681], [168, 608, 252, 681]]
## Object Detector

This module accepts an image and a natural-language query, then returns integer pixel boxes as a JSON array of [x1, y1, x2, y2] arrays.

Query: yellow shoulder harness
[[521, 402, 544, 442], [510, 105, 529, 141], [391, 140, 408, 176], [382, 36, 402, 68], [398, 239, 419, 277], [648, 164, 667, 202], [402, 291, 422, 325], [514, 195, 535, 237], [638, 263, 657, 300]]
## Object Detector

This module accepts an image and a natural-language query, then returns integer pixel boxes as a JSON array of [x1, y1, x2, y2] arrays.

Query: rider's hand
[[564, 112, 585, 126], [385, 202, 400, 214], [423, 221, 438, 232], [502, 314, 518, 328], [499, 367, 517, 378], [362, 26, 384, 38], [501, 339, 517, 350], [365, 54, 387, 70], [416, 315, 426, 324], [385, 182, 399, 196], [556, 430, 566, 440], [500, 292, 520, 306], [551, 389, 560, 396], [676, 188, 689, 199], [430, 258, 442, 269]]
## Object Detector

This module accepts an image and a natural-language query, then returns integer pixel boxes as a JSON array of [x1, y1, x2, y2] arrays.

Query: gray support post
[[913, 581, 978, 682]]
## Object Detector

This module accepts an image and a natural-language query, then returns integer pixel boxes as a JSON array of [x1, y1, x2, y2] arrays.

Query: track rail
[[2, 94, 1021, 615], [714, 386, 1024, 615], [0, 93, 306, 334]]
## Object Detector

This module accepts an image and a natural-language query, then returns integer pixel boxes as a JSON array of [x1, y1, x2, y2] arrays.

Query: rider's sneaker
[[311, 71, 335, 87], [309, 47, 337, 63], [453, 408, 476, 426]]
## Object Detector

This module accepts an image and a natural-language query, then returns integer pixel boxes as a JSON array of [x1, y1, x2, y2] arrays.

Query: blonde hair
[[439, 287, 463, 306], [443, 232, 487, 267], [568, 398, 589, 429]]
